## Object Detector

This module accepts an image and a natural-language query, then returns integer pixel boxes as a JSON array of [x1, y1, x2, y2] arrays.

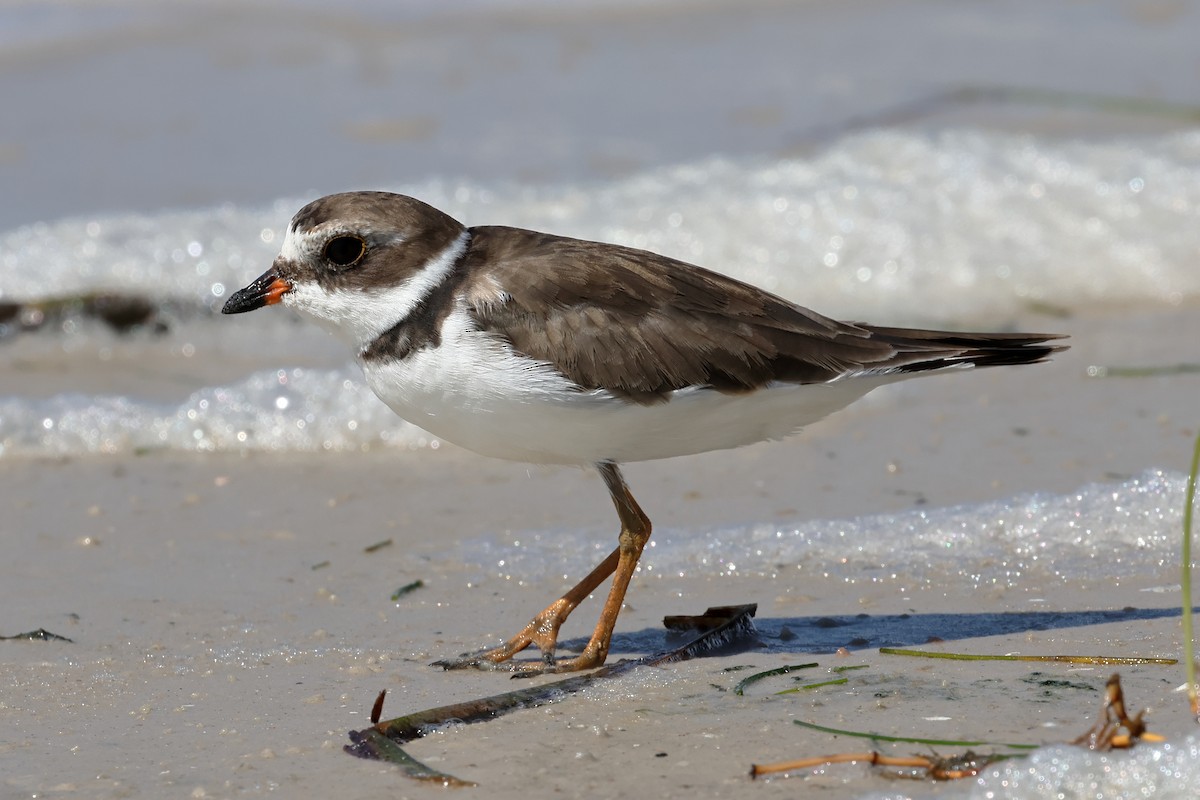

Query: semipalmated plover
[[223, 191, 1066, 673]]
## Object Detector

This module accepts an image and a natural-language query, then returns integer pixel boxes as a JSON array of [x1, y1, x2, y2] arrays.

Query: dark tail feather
[[858, 326, 1068, 373]]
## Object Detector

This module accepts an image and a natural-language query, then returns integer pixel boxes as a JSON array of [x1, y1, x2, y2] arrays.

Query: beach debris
[[1072, 674, 1163, 750], [879, 646, 1176, 666], [752, 673, 1161, 781], [390, 580, 425, 601], [749, 663, 869, 696], [773, 677, 849, 695], [791, 718, 1035, 751], [664, 604, 757, 633], [751, 749, 1005, 780], [363, 538, 393, 553], [349, 728, 476, 787], [732, 663, 818, 696], [0, 628, 73, 642], [0, 292, 163, 338], [344, 603, 759, 784], [370, 689, 387, 725]]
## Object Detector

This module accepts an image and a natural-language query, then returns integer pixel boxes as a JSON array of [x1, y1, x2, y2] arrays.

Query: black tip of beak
[[221, 269, 291, 314], [221, 290, 263, 315]]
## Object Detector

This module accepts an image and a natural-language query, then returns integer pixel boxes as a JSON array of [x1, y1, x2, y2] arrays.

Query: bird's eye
[[323, 235, 366, 268]]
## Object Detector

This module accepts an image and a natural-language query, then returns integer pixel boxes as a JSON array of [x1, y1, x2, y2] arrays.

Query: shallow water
[[3, 130, 1199, 458], [463, 469, 1191, 590]]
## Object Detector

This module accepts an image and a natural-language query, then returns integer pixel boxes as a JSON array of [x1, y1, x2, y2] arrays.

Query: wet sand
[[4, 304, 1199, 797]]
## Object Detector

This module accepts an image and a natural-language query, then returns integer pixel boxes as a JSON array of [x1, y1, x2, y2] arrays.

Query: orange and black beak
[[221, 268, 292, 314]]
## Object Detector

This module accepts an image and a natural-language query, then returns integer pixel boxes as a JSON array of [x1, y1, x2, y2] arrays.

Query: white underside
[[360, 304, 905, 465]]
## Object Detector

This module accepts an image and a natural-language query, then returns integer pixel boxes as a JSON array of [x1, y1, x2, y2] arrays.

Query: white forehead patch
[[278, 224, 304, 264], [281, 228, 470, 354]]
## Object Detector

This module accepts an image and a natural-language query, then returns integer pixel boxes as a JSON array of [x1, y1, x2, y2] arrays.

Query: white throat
[[282, 229, 471, 353]]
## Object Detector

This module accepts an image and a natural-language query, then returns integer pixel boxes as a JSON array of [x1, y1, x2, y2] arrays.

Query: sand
[[4, 304, 1199, 798]]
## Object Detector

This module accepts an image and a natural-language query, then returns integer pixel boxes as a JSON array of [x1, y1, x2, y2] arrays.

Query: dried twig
[[752, 750, 1003, 780], [761, 673, 1162, 782], [345, 604, 760, 784], [1071, 674, 1164, 750]]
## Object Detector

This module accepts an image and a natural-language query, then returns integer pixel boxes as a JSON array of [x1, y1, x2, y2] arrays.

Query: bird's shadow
[[562, 605, 1189, 658]]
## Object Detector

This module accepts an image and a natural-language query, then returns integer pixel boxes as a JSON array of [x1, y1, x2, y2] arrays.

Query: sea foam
[[2, 129, 1199, 458]]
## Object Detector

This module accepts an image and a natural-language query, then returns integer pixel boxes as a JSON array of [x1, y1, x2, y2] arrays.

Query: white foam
[[4, 130, 1200, 321], [0, 366, 429, 457], [866, 731, 1200, 800], [459, 469, 1190, 589]]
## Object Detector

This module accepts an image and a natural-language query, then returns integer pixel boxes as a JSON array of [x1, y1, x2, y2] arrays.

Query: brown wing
[[462, 226, 1065, 403]]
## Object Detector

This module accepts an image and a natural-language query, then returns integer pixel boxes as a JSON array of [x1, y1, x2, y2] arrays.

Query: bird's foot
[[432, 646, 605, 676], [431, 598, 606, 675]]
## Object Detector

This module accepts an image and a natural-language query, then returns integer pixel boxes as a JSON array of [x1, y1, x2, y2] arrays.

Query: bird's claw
[[431, 651, 557, 676]]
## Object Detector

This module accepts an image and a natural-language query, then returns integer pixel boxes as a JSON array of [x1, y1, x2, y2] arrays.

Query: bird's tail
[[856, 326, 1068, 373]]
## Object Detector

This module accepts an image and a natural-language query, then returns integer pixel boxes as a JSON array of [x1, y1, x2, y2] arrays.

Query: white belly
[[361, 308, 891, 466]]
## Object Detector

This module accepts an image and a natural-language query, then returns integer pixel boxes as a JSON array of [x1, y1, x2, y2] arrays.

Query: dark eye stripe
[[324, 235, 366, 268]]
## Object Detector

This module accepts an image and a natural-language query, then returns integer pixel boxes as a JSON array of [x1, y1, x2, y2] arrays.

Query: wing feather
[[461, 226, 1063, 403]]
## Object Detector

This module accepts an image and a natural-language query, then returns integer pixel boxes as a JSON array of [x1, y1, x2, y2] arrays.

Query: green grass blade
[[793, 719, 1037, 750], [1183, 431, 1200, 718], [879, 647, 1175, 665], [733, 663, 818, 695], [775, 677, 849, 695]]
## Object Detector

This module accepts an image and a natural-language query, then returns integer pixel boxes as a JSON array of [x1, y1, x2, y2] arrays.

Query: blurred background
[[1, 0, 1199, 455], [5, 0, 1198, 224]]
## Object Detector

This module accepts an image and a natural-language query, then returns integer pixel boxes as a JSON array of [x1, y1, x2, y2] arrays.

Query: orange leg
[[435, 462, 652, 674]]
